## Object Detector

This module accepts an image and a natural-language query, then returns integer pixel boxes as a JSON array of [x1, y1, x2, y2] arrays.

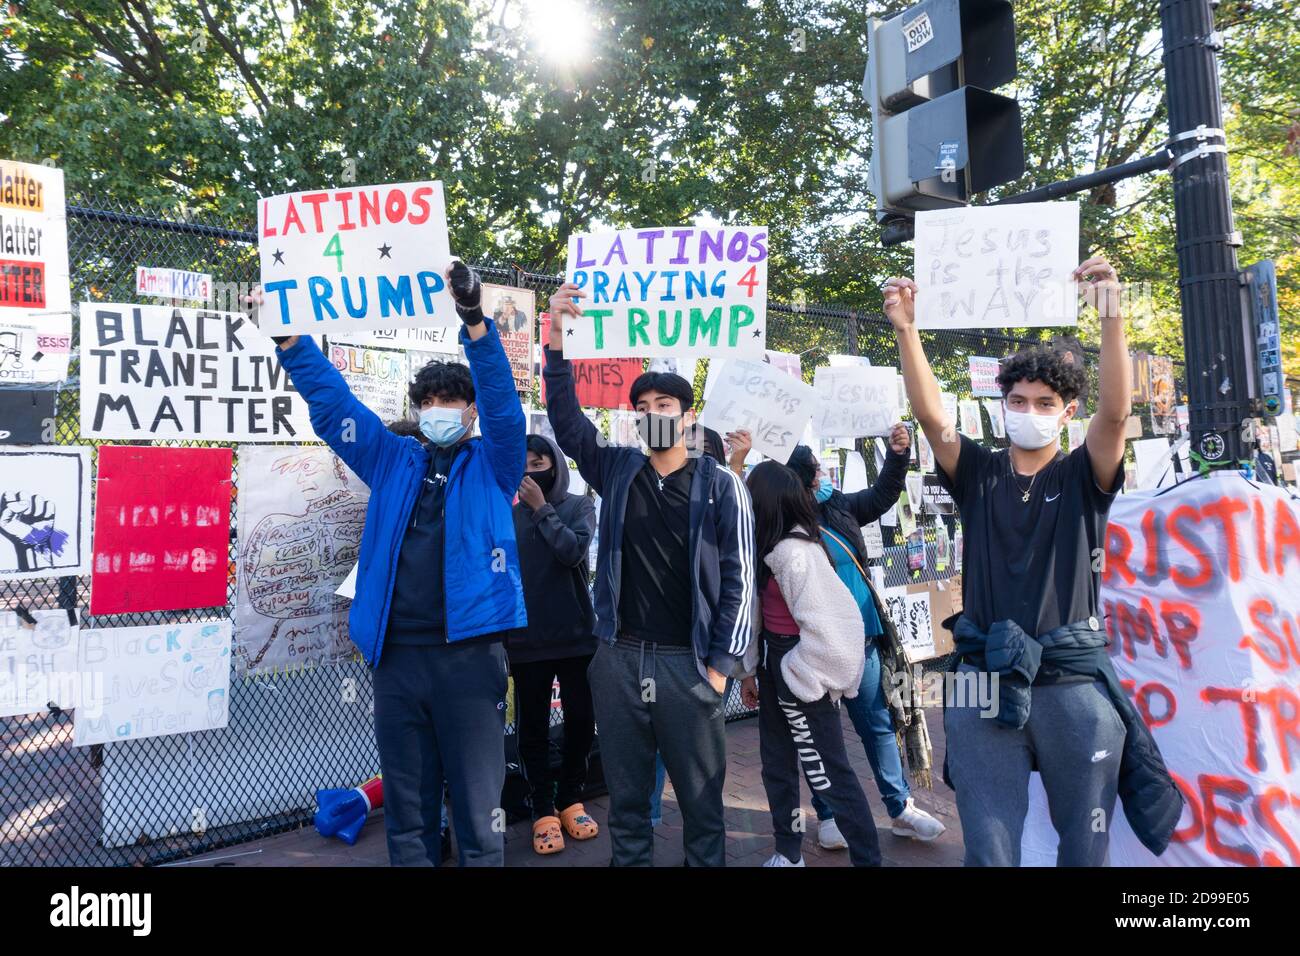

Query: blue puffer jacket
[[276, 323, 527, 665]]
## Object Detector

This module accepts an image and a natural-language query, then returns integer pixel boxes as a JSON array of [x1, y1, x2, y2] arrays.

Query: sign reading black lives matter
[[79, 303, 319, 442]]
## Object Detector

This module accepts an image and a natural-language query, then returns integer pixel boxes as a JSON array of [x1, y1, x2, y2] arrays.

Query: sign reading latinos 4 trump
[[913, 201, 1079, 329], [563, 226, 768, 359], [80, 303, 318, 442], [1020, 474, 1300, 866], [258, 181, 456, 337]]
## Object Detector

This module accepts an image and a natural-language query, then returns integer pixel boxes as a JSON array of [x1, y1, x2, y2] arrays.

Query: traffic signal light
[[864, 0, 1025, 238]]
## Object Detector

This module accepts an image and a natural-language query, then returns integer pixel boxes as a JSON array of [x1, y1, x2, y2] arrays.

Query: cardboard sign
[[0, 388, 55, 444], [0, 609, 79, 717], [968, 355, 1002, 396], [0, 313, 72, 384], [73, 620, 232, 746], [327, 343, 406, 421], [913, 202, 1080, 329], [135, 266, 213, 303], [90, 446, 233, 615], [1022, 475, 1300, 866], [258, 181, 456, 336], [79, 303, 318, 442], [699, 357, 818, 461], [0, 446, 91, 579], [0, 160, 71, 331], [563, 226, 768, 359], [813, 365, 900, 439], [484, 283, 535, 400], [233, 446, 368, 676]]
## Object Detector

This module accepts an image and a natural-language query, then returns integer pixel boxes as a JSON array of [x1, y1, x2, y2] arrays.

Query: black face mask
[[529, 465, 557, 497], [637, 412, 682, 451]]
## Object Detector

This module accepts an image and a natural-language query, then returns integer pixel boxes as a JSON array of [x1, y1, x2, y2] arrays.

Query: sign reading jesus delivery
[[258, 181, 457, 337]]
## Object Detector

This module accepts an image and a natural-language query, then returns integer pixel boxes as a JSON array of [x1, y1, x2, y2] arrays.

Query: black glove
[[271, 335, 292, 345], [447, 261, 485, 325]]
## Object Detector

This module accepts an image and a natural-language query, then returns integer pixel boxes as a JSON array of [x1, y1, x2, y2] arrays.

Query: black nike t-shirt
[[937, 435, 1123, 678], [618, 457, 696, 646]]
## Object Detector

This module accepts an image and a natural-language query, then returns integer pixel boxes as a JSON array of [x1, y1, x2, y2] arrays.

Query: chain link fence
[[2, 199, 1186, 866]]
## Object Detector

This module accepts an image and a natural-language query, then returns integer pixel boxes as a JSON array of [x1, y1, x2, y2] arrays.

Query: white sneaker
[[762, 852, 806, 867], [817, 818, 848, 850], [890, 798, 946, 841]]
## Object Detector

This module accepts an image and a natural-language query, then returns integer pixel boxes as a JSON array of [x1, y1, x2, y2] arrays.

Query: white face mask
[[1003, 406, 1066, 450]]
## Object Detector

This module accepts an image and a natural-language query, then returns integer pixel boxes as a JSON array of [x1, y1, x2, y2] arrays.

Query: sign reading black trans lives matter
[[258, 181, 458, 337], [80, 304, 318, 441]]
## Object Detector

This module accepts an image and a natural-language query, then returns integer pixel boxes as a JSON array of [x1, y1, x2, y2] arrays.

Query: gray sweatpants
[[944, 664, 1126, 866], [587, 637, 728, 866]]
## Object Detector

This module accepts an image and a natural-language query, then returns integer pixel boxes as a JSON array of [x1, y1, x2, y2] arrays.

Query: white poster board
[[699, 357, 818, 461], [913, 202, 1080, 329], [813, 365, 900, 439], [73, 620, 232, 746], [258, 181, 456, 336], [563, 226, 768, 358], [326, 342, 407, 421], [0, 446, 91, 579], [0, 609, 80, 717], [79, 303, 319, 442]]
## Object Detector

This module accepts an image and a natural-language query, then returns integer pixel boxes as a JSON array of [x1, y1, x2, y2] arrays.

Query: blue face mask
[[419, 406, 468, 447], [814, 476, 834, 503]]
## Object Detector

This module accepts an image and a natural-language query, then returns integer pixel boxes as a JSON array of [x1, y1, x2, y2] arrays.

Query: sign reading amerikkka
[[258, 181, 457, 337], [136, 266, 213, 303]]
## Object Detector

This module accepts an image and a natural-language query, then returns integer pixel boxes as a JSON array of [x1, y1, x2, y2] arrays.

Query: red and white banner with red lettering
[[1023, 473, 1300, 865]]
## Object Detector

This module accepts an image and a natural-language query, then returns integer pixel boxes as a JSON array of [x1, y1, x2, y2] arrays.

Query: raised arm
[[1079, 256, 1130, 491], [842, 424, 909, 524], [884, 277, 960, 480], [542, 281, 623, 496]]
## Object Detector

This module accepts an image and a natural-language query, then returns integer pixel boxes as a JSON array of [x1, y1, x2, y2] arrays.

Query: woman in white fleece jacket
[[739, 461, 883, 867]]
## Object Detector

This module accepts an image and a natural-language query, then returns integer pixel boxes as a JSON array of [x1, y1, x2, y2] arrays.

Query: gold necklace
[[1012, 468, 1036, 503]]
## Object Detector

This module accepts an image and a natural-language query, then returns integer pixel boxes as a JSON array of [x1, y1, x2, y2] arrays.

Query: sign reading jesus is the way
[[562, 226, 769, 359], [258, 181, 457, 336]]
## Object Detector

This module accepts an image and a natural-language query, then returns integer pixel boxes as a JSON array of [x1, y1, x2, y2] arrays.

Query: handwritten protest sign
[[74, 620, 232, 746], [813, 365, 900, 439], [91, 447, 232, 615], [80, 303, 318, 442], [135, 266, 212, 303], [699, 358, 817, 461], [331, 325, 460, 352], [1022, 474, 1300, 866], [563, 226, 768, 359], [0, 160, 71, 334], [0, 609, 79, 717], [328, 343, 406, 421], [0, 447, 91, 580], [913, 201, 1080, 329], [258, 181, 456, 336], [233, 446, 367, 676]]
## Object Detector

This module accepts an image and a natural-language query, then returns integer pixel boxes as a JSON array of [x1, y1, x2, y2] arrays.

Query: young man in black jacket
[[510, 433, 599, 855], [543, 281, 755, 868]]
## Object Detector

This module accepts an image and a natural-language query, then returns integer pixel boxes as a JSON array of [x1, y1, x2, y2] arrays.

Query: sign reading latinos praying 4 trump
[[258, 181, 457, 337], [562, 226, 768, 359]]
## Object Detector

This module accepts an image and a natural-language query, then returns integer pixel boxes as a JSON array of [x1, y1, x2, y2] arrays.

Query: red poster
[[90, 446, 233, 615], [539, 314, 643, 409]]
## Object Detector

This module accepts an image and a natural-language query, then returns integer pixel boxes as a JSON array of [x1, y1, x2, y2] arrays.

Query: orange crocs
[[559, 803, 598, 841], [532, 816, 564, 855]]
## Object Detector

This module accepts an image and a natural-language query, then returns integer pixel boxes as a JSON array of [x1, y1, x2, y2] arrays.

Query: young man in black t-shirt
[[542, 281, 755, 867], [882, 258, 1181, 865]]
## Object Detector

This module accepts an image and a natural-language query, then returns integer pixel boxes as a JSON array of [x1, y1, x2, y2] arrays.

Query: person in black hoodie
[[510, 433, 600, 855]]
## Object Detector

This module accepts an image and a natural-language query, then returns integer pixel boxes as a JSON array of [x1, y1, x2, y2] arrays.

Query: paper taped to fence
[[0, 446, 91, 580], [0, 160, 71, 335], [563, 226, 768, 359], [913, 202, 1080, 329], [0, 609, 80, 718], [233, 446, 368, 676], [258, 181, 457, 336], [73, 620, 232, 746], [79, 303, 319, 442]]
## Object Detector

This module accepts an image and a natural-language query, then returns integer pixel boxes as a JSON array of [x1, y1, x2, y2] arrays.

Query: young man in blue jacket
[[542, 281, 755, 868], [263, 263, 526, 867]]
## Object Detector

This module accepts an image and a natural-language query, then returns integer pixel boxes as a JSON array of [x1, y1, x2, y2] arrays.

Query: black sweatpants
[[372, 638, 509, 867], [758, 632, 881, 866], [512, 654, 596, 820]]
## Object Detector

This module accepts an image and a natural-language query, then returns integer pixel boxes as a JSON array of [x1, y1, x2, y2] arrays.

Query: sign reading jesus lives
[[258, 181, 458, 337], [563, 226, 769, 359]]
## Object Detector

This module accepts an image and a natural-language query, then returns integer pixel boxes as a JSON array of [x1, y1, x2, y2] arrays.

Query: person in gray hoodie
[[510, 433, 600, 855]]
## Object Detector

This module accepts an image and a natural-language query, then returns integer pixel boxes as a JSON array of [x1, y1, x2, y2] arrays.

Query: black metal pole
[[1160, 0, 1252, 468], [991, 150, 1173, 205]]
